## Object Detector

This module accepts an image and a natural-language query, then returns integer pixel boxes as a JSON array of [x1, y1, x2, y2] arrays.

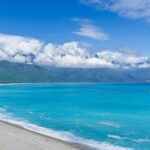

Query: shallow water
[[0, 83, 150, 150]]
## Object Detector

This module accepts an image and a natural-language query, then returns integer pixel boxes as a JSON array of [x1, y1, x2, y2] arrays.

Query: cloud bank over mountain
[[0, 33, 150, 69]]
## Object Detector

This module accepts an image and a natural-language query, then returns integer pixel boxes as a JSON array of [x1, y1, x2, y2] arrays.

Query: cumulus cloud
[[73, 18, 109, 40], [81, 0, 150, 22], [0, 33, 43, 63], [0, 33, 150, 69]]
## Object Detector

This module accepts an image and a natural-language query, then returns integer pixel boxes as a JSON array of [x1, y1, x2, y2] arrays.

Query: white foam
[[0, 112, 133, 150], [108, 135, 123, 140], [135, 139, 150, 143], [98, 121, 120, 128], [108, 134, 150, 143]]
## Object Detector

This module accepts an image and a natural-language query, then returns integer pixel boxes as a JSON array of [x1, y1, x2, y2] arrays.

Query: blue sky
[[0, 0, 150, 68], [0, 0, 150, 55]]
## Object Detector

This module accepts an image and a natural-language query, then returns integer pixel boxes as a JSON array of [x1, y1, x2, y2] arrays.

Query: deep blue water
[[0, 83, 150, 150]]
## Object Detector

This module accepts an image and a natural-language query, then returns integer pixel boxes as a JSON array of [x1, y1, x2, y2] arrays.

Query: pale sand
[[0, 121, 84, 150]]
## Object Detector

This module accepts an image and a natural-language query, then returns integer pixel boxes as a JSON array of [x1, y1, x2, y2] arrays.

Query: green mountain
[[0, 61, 150, 83], [45, 67, 150, 83], [0, 61, 64, 83]]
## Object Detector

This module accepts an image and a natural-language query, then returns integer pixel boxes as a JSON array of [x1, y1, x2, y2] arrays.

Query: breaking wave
[[0, 110, 132, 150]]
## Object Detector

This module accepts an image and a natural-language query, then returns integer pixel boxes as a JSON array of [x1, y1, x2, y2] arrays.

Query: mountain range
[[0, 61, 150, 83]]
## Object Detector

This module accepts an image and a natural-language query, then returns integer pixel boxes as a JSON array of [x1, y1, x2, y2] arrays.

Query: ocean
[[0, 83, 150, 150]]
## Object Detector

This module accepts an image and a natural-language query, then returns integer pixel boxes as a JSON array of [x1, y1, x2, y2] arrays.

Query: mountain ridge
[[0, 61, 150, 83]]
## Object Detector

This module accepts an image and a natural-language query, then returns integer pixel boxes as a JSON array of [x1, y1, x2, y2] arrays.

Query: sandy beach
[[0, 121, 83, 150]]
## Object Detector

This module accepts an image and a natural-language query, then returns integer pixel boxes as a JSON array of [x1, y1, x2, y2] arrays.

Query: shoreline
[[0, 117, 132, 150], [0, 120, 86, 150], [0, 82, 150, 86]]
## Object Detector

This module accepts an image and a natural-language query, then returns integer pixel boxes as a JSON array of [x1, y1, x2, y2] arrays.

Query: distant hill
[[45, 67, 150, 83], [0, 61, 150, 83], [0, 61, 64, 83]]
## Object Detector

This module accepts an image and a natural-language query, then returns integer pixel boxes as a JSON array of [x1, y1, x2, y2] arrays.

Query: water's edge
[[0, 115, 88, 150], [0, 112, 132, 150]]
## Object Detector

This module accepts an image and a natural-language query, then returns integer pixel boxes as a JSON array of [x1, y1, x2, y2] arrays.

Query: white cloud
[[81, 0, 150, 22], [73, 18, 109, 40], [79, 41, 93, 49], [96, 51, 148, 67], [0, 33, 150, 69], [0, 33, 43, 63], [138, 63, 150, 68], [118, 47, 140, 55]]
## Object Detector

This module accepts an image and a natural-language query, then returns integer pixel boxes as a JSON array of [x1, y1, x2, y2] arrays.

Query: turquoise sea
[[0, 83, 150, 150]]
